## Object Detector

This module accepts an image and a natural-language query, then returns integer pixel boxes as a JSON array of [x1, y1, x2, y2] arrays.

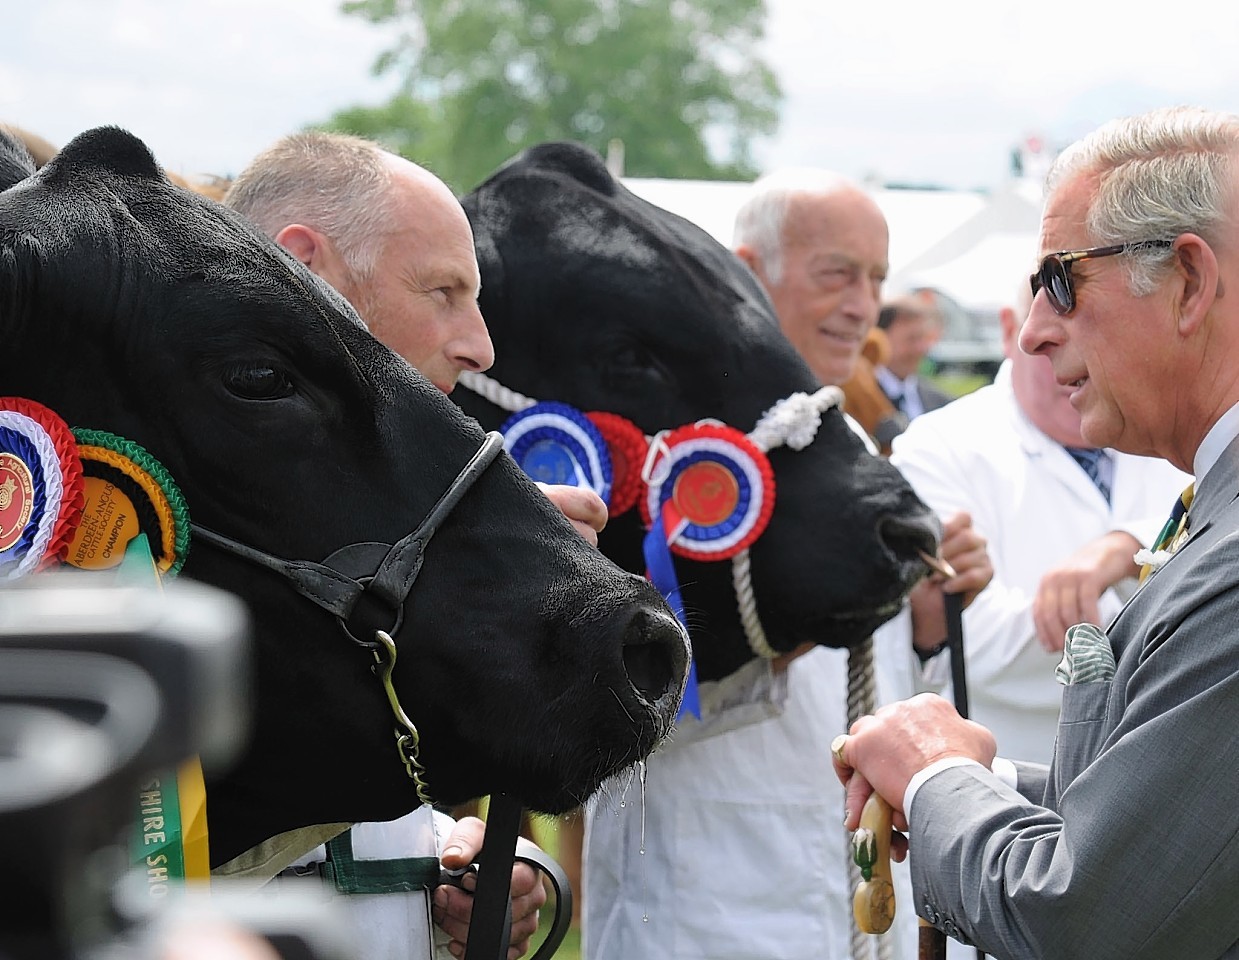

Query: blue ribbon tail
[[643, 508, 699, 720]]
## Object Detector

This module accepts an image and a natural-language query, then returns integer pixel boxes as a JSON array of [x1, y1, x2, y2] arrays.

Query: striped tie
[[1138, 483, 1195, 583], [1065, 446, 1112, 503]]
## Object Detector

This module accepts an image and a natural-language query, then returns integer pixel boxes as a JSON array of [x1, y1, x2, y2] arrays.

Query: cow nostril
[[623, 640, 673, 702], [621, 607, 687, 703], [877, 512, 940, 565]]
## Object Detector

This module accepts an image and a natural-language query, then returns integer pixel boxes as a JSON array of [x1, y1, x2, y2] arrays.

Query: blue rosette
[[500, 401, 614, 506]]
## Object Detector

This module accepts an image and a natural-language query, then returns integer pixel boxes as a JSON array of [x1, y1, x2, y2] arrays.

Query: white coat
[[284, 807, 452, 960], [583, 639, 922, 960]]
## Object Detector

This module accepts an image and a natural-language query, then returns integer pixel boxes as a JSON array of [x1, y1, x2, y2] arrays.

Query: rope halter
[[457, 370, 844, 661]]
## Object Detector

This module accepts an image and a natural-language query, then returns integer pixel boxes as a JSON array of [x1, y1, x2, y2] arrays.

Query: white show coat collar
[[996, 361, 1110, 507]]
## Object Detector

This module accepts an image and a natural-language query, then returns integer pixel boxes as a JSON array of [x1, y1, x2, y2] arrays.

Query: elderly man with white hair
[[582, 168, 991, 960]]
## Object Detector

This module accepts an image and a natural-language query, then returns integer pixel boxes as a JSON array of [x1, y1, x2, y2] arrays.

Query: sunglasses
[[1029, 239, 1175, 315]]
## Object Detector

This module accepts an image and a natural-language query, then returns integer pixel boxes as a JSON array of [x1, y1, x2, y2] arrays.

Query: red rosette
[[640, 422, 776, 562], [587, 411, 649, 518], [0, 397, 85, 572]]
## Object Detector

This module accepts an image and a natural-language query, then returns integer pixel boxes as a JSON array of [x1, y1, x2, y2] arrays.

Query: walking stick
[[850, 559, 972, 960]]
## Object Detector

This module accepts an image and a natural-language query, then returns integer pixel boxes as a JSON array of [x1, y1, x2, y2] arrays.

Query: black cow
[[457, 142, 937, 682], [0, 128, 689, 867]]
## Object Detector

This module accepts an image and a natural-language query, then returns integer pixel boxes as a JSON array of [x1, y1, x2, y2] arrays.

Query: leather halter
[[190, 431, 504, 648]]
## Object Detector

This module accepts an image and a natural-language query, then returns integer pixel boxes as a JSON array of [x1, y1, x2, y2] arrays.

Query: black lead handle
[[943, 590, 987, 960], [945, 591, 968, 720], [463, 792, 523, 960]]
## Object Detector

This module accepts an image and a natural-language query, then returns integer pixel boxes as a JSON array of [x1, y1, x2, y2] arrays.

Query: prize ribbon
[[642, 500, 700, 720], [118, 532, 210, 885], [0, 398, 84, 579], [67, 428, 191, 578], [640, 423, 775, 562], [586, 411, 648, 518], [501, 401, 614, 505]]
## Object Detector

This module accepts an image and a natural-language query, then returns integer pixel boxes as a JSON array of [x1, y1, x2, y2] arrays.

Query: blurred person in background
[[873, 294, 951, 422]]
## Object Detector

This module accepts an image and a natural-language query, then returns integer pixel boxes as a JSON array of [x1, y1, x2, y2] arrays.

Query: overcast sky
[[7, 0, 1239, 192]]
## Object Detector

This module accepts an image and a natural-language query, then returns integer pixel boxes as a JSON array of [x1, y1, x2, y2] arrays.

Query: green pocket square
[[1055, 622, 1116, 685]]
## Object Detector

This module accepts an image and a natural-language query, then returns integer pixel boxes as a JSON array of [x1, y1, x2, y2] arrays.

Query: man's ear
[[273, 223, 355, 295], [274, 223, 324, 269], [734, 243, 765, 280], [1173, 233, 1220, 336]]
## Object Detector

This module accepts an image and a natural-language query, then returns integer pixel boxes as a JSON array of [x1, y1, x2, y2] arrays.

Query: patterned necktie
[[1065, 446, 1112, 503], [1138, 482, 1195, 583]]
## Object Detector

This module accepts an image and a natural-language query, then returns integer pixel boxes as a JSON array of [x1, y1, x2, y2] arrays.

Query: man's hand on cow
[[908, 511, 992, 655], [832, 693, 997, 836], [432, 816, 548, 960], [537, 482, 607, 547], [1032, 530, 1142, 653]]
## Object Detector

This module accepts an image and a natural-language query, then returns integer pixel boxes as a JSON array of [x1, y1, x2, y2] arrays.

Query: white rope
[[730, 385, 844, 659], [846, 637, 878, 960], [747, 386, 843, 453], [729, 547, 778, 659], [457, 370, 536, 413]]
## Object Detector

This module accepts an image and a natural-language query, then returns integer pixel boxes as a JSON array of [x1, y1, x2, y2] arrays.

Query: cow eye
[[605, 343, 669, 388], [224, 364, 294, 401]]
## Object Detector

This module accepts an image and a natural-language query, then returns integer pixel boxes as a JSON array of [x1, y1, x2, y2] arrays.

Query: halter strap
[[190, 431, 504, 644]]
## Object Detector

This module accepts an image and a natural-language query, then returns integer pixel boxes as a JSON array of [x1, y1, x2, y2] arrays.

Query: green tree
[[320, 0, 781, 192]]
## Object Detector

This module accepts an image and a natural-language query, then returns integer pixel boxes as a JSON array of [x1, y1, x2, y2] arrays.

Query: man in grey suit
[[832, 105, 1239, 959]]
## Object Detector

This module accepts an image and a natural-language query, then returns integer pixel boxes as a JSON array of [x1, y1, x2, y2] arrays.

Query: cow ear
[[513, 141, 618, 197], [0, 125, 37, 190], [44, 126, 164, 182]]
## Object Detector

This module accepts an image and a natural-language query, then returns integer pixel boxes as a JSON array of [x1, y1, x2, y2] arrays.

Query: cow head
[[458, 142, 938, 682], [0, 128, 689, 865]]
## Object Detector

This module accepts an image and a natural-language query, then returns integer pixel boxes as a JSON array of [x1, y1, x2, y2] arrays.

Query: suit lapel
[[1105, 439, 1239, 643]]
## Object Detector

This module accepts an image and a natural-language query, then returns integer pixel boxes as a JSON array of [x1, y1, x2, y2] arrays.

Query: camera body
[[0, 574, 348, 960]]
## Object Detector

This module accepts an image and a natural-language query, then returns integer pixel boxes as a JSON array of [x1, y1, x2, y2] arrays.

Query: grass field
[[550, 926, 581, 960], [930, 370, 992, 399]]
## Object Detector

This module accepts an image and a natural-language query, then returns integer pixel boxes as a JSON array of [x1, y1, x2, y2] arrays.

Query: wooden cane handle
[[919, 918, 948, 959], [852, 791, 896, 934]]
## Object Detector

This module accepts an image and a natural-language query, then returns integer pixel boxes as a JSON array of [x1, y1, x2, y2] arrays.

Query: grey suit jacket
[[909, 435, 1239, 959]]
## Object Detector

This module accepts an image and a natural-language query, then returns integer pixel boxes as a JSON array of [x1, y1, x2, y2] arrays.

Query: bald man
[[226, 133, 576, 960]]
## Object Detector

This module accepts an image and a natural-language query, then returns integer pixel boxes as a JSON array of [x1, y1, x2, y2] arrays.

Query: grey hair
[[223, 131, 395, 281], [732, 168, 854, 284], [1047, 106, 1239, 295]]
